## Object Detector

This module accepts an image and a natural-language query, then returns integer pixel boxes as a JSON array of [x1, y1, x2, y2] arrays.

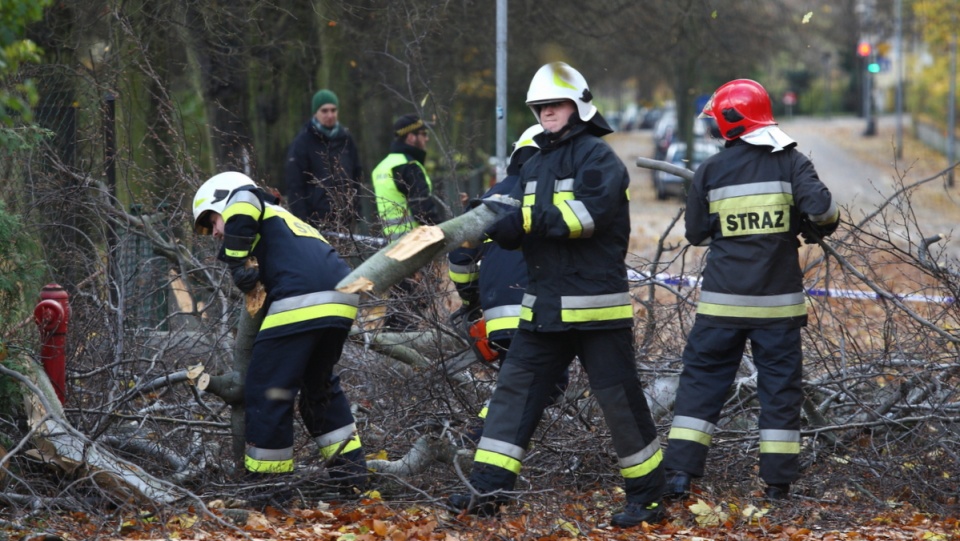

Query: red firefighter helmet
[[700, 79, 776, 141]]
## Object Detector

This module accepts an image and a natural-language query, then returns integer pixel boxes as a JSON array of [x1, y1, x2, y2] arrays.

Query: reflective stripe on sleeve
[[484, 304, 522, 334], [448, 262, 480, 284], [558, 200, 595, 238], [809, 199, 839, 225]]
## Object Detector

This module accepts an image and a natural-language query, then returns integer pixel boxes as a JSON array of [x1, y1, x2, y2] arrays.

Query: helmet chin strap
[[543, 116, 582, 138]]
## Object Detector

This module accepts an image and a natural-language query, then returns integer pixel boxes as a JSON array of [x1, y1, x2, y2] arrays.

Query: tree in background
[[0, 0, 53, 146]]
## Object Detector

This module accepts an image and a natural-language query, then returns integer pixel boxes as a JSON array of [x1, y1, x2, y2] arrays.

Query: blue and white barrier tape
[[627, 269, 954, 305]]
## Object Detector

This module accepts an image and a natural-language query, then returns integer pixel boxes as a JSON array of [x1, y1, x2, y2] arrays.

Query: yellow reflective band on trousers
[[261, 291, 359, 331], [667, 415, 716, 446], [759, 429, 800, 454], [484, 305, 521, 335], [448, 262, 479, 285], [245, 446, 294, 473], [697, 291, 807, 319], [522, 206, 532, 233], [560, 292, 633, 323], [320, 432, 363, 459], [474, 449, 522, 474], [620, 448, 664, 479]]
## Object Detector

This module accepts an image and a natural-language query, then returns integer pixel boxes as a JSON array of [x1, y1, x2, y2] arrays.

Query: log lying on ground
[[336, 197, 516, 296], [2, 360, 183, 504]]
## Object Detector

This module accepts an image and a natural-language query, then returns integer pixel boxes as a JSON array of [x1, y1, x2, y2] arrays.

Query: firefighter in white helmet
[[193, 171, 370, 504], [447, 62, 667, 528]]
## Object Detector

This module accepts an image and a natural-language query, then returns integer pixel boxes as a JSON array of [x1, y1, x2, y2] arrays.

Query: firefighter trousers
[[469, 328, 664, 504], [663, 324, 803, 486], [244, 327, 365, 476]]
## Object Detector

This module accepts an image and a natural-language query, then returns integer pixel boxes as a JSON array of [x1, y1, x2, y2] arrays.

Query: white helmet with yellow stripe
[[192, 171, 257, 235]]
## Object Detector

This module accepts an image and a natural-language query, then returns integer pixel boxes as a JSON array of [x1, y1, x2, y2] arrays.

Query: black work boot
[[447, 492, 508, 517], [611, 501, 666, 528], [241, 471, 294, 511], [663, 470, 692, 502], [763, 483, 790, 501]]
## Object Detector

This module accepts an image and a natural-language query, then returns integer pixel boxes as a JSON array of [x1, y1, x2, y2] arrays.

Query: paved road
[[610, 115, 960, 260], [781, 117, 891, 209]]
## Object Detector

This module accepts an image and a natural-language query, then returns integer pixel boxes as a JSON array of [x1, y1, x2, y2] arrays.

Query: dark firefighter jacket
[[685, 139, 840, 329], [217, 187, 358, 339], [488, 122, 633, 332], [448, 175, 528, 341], [284, 121, 363, 228]]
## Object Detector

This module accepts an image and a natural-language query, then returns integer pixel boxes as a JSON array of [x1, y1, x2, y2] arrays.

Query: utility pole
[[948, 26, 957, 188], [495, 0, 507, 183], [857, 0, 877, 137], [894, 0, 904, 159]]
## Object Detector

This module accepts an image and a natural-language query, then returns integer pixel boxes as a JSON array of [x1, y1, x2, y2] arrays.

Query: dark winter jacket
[[283, 121, 363, 229]]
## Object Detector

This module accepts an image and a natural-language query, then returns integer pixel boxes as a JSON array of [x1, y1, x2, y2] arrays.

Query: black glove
[[800, 216, 838, 245], [484, 209, 524, 250], [229, 260, 260, 293], [480, 195, 520, 217]]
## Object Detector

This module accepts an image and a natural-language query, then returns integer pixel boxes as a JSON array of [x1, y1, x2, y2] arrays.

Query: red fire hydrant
[[34, 284, 70, 405]]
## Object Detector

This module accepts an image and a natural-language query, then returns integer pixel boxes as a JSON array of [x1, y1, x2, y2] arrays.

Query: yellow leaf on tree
[[802, 12, 813, 23]]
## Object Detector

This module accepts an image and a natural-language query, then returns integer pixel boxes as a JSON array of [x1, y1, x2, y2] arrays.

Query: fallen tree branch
[[0, 361, 184, 504]]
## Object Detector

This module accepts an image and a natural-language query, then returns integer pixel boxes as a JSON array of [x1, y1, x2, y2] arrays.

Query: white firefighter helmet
[[192, 171, 257, 234], [525, 62, 597, 123], [510, 124, 543, 158]]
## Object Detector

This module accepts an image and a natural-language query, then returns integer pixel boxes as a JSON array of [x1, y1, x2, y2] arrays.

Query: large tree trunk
[[2, 360, 182, 503]]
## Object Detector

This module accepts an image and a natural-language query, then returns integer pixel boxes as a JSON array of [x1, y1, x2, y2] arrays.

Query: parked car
[[639, 107, 664, 130], [652, 140, 722, 200]]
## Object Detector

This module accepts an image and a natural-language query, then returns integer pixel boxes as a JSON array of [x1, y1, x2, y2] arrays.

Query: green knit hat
[[311, 89, 339, 112]]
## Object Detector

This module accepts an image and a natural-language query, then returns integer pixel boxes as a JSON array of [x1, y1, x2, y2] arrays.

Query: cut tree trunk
[[5, 360, 183, 503]]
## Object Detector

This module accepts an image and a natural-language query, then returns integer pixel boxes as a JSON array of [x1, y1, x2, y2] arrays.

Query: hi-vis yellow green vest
[[372, 153, 432, 239]]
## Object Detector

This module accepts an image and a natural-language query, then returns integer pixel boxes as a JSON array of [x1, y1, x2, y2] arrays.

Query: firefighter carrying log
[[192, 172, 370, 504]]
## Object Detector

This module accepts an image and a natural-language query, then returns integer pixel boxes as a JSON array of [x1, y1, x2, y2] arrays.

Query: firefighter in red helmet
[[662, 79, 840, 502]]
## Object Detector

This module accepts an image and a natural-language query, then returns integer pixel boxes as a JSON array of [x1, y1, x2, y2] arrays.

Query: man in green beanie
[[284, 89, 364, 231]]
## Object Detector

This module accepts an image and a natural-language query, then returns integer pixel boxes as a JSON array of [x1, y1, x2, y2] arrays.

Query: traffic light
[[857, 41, 872, 57], [867, 62, 881, 74]]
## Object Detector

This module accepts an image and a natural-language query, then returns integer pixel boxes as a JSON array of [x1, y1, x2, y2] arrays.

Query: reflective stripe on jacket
[[219, 187, 357, 338], [508, 124, 634, 331], [685, 141, 839, 329]]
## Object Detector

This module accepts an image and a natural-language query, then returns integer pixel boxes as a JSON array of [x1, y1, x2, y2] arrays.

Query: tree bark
[[336, 199, 512, 296]]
